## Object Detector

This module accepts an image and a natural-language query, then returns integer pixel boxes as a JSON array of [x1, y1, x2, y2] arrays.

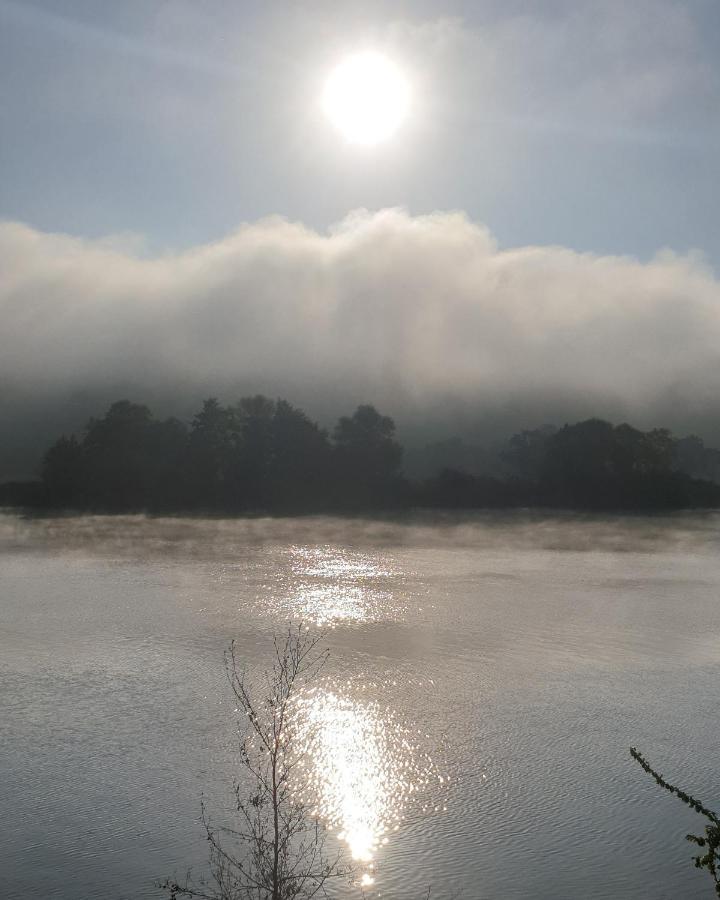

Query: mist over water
[[2, 511, 719, 899]]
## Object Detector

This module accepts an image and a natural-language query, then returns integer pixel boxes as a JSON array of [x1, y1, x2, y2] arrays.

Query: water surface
[[2, 511, 719, 899]]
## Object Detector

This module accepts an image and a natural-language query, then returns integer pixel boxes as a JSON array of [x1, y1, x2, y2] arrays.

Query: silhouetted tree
[[268, 400, 332, 511], [82, 401, 157, 510], [32, 399, 720, 513], [530, 418, 717, 508], [230, 396, 276, 509], [502, 425, 557, 481], [143, 415, 190, 510], [42, 434, 85, 507], [541, 418, 616, 505], [43, 400, 189, 512], [184, 396, 332, 512], [418, 468, 526, 509], [162, 627, 352, 900], [332, 405, 404, 507], [612, 424, 674, 479], [187, 399, 237, 509], [674, 435, 720, 483]]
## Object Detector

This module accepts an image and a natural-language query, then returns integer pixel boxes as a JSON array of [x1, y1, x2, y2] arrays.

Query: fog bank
[[2, 208, 719, 476]]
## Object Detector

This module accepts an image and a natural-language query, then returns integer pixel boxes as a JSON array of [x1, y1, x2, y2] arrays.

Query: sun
[[322, 52, 411, 145]]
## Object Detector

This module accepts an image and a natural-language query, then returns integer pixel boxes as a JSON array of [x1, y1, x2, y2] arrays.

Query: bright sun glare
[[322, 52, 411, 145]]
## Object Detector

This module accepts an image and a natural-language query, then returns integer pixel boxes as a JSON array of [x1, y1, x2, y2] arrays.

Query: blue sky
[[2, 0, 719, 262], [3, 0, 720, 480]]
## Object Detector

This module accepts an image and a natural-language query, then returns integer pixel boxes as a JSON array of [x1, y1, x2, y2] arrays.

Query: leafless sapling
[[163, 625, 353, 900]]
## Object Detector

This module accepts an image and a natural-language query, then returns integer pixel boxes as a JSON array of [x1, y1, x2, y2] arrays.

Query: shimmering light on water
[[283, 547, 404, 626], [292, 584, 384, 626], [4, 512, 720, 899], [292, 685, 443, 881], [290, 547, 393, 581]]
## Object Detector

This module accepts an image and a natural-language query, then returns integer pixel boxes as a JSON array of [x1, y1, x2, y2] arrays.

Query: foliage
[[46, 400, 189, 511], [501, 418, 720, 510], [41, 434, 85, 506], [630, 747, 720, 897], [162, 627, 352, 900], [31, 401, 720, 513], [417, 467, 531, 509], [332, 404, 404, 507], [502, 424, 557, 480], [673, 435, 720, 483]]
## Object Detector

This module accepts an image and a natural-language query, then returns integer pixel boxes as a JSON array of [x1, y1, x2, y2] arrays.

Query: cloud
[[2, 208, 720, 471], [387, 3, 719, 144]]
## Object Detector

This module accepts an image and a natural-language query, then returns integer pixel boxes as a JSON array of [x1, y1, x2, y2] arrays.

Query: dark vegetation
[[631, 748, 720, 896], [2, 396, 720, 512]]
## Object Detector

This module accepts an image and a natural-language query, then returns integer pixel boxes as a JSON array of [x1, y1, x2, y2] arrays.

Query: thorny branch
[[631, 747, 720, 897]]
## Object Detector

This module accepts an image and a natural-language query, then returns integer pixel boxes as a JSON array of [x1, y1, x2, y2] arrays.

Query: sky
[[1, 0, 720, 475]]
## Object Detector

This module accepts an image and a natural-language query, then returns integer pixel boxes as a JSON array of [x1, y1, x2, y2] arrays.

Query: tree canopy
[[40, 397, 405, 513], [31, 402, 720, 513]]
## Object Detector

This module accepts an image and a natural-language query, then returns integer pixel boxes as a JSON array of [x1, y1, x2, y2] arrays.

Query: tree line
[[39, 397, 405, 513], [495, 418, 720, 509], [3, 396, 720, 512]]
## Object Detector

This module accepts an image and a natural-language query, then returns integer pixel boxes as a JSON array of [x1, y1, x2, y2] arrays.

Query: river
[[1, 511, 719, 899]]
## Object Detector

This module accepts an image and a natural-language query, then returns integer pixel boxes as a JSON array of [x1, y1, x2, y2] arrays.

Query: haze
[[4, 5, 720, 899], [2, 0, 720, 473]]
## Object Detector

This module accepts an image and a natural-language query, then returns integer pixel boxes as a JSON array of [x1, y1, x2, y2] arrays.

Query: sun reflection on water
[[292, 547, 393, 579], [291, 685, 444, 885], [292, 584, 386, 626], [266, 547, 407, 627]]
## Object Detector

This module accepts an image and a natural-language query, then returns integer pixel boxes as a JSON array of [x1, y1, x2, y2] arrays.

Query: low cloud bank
[[2, 209, 720, 475]]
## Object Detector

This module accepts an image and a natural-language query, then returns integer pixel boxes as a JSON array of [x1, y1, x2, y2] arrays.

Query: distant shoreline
[[7, 397, 720, 515], [3, 497, 720, 518]]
